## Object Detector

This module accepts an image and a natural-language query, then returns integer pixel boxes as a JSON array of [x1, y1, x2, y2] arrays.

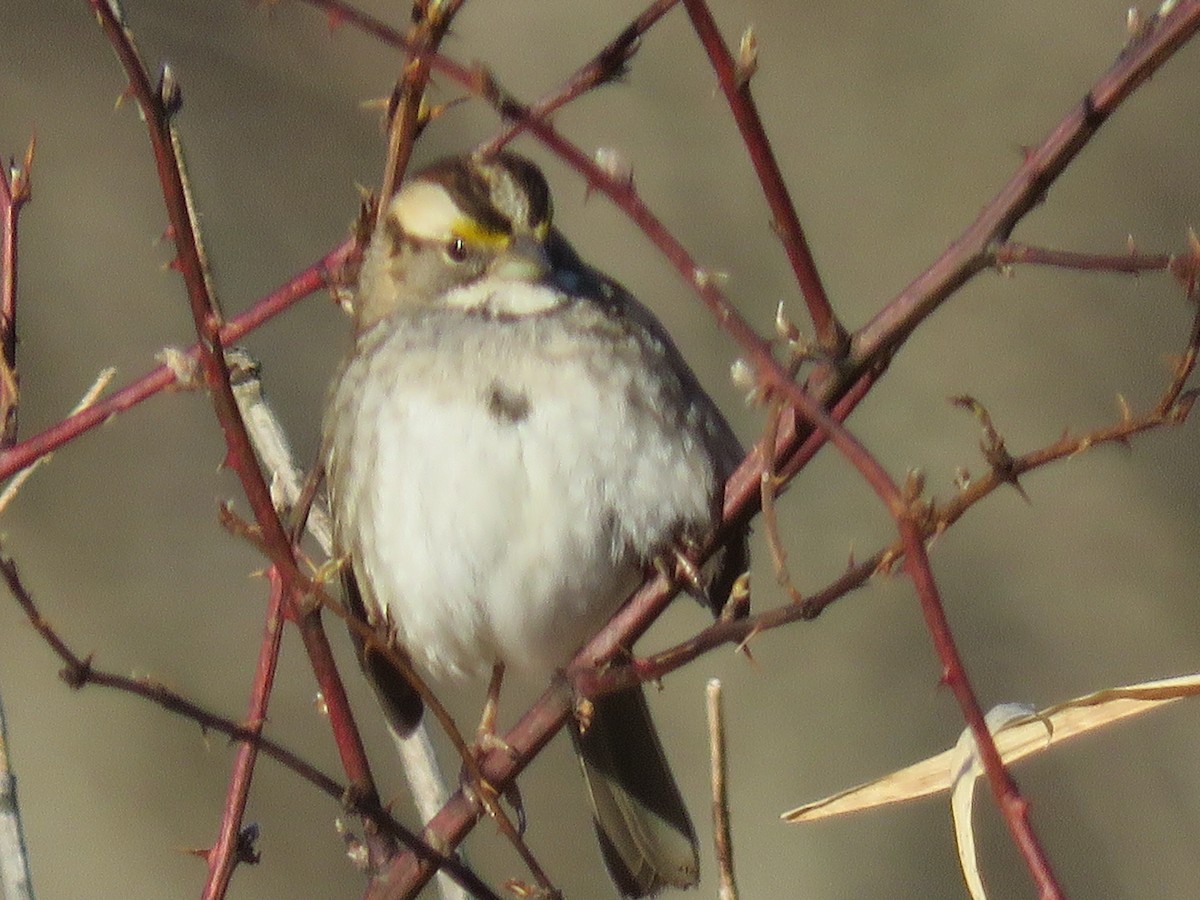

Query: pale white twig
[[0, 367, 116, 518], [706, 678, 738, 900], [227, 349, 465, 900], [0, 690, 35, 900]]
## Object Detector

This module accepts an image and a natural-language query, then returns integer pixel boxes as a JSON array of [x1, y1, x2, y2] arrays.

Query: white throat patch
[[440, 278, 565, 317]]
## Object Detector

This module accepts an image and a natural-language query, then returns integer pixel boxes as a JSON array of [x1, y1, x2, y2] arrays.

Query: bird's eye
[[446, 237, 469, 263]]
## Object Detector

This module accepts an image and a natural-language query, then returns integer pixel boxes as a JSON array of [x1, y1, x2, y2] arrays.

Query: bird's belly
[[326, 314, 717, 682], [356, 399, 642, 679]]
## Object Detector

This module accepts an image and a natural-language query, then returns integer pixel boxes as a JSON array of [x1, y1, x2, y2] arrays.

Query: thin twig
[[633, 299, 1200, 673], [0, 240, 351, 484], [478, 0, 678, 157], [758, 397, 804, 603], [0, 135, 33, 448], [0, 688, 34, 900], [86, 0, 395, 868], [201, 567, 286, 899], [706, 679, 737, 900], [853, 2, 1200, 366], [227, 348, 465, 900], [0, 551, 501, 900], [680, 0, 844, 355], [376, 0, 467, 215], [995, 240, 1173, 274]]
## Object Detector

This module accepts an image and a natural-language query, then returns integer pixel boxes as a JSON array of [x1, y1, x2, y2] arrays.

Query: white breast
[[324, 305, 718, 682]]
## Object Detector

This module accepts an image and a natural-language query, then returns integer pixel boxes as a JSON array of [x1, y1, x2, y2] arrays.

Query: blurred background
[[2, 1, 1200, 897]]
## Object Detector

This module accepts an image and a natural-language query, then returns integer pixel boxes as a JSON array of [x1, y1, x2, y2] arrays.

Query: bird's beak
[[491, 232, 552, 283]]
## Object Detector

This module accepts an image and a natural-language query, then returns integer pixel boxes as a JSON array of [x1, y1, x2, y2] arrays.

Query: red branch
[[680, 0, 844, 354], [996, 240, 1173, 274], [479, 0, 678, 156], [0, 551, 500, 900], [20, 1, 1196, 897], [0, 240, 350, 483], [202, 567, 287, 897], [853, 2, 1200, 365], [0, 136, 33, 448], [84, 0, 394, 874], [342, 3, 1200, 896]]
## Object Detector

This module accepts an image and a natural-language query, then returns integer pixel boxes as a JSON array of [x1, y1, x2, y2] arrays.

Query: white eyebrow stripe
[[387, 182, 462, 241]]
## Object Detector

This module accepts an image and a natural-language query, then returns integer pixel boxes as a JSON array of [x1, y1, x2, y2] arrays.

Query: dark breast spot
[[486, 381, 531, 424]]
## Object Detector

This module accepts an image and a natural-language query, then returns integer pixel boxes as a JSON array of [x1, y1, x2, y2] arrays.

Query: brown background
[[2, 1, 1199, 897]]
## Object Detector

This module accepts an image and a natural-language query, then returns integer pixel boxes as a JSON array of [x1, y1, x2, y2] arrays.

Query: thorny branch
[[334, 3, 1200, 896], [0, 137, 32, 448], [200, 566, 287, 899], [87, 0, 395, 875], [3, 0, 1198, 897], [680, 0, 845, 355], [624, 296, 1200, 683], [0, 550, 502, 900], [477, 0, 677, 157], [375, 0, 465, 216]]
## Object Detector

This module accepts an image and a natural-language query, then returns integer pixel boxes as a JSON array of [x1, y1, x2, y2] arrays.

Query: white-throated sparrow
[[323, 152, 748, 897]]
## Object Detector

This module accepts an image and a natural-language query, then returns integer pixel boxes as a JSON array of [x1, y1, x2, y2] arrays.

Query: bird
[[322, 151, 748, 897]]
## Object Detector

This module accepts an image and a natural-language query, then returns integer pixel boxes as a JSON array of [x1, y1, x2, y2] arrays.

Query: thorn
[[1172, 389, 1198, 423], [1116, 392, 1133, 422], [1175, 228, 1200, 299], [1007, 474, 1031, 504], [954, 467, 971, 491], [873, 548, 900, 577], [335, 818, 370, 871], [902, 468, 925, 504], [157, 62, 183, 118], [423, 94, 470, 124], [720, 571, 751, 621], [1127, 7, 1145, 38], [729, 357, 757, 399], [734, 25, 759, 89], [6, 132, 36, 205], [734, 623, 761, 659], [502, 880, 541, 898], [775, 301, 800, 343], [593, 147, 633, 191], [155, 345, 199, 386]]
